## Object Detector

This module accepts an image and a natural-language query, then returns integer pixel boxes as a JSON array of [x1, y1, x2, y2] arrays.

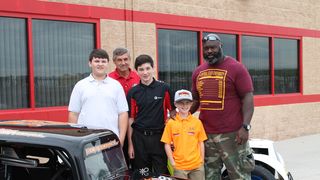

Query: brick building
[[1, 0, 320, 140]]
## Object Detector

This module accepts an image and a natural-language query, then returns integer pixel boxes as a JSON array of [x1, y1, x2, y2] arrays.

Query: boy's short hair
[[89, 49, 109, 62], [134, 54, 154, 70], [175, 89, 193, 102]]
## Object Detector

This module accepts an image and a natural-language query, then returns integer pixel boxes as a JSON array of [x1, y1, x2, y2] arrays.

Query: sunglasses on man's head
[[202, 34, 221, 42]]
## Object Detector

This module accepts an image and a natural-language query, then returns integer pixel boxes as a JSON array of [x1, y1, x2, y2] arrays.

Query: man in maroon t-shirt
[[191, 34, 255, 179]]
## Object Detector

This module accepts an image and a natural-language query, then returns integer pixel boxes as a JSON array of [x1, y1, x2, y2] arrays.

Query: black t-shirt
[[127, 79, 174, 130]]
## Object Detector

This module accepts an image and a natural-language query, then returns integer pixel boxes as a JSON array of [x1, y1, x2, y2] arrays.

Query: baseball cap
[[174, 89, 193, 102]]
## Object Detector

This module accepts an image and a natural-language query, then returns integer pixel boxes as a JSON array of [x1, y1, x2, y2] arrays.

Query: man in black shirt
[[127, 54, 175, 176]]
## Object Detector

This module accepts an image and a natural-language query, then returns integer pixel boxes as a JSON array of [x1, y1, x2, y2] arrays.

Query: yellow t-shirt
[[161, 113, 208, 170]]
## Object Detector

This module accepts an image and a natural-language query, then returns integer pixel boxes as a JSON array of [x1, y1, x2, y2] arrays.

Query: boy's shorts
[[174, 164, 205, 180]]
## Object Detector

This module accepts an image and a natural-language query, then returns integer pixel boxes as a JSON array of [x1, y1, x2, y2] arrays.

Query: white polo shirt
[[68, 74, 128, 136]]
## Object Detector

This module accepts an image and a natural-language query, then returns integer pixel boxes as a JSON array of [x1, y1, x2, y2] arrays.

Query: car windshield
[[84, 138, 127, 180]]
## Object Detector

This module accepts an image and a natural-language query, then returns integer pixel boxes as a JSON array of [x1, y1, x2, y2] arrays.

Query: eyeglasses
[[202, 34, 221, 42]]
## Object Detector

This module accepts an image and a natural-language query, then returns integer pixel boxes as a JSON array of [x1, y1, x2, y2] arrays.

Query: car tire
[[221, 165, 276, 180], [251, 165, 276, 180]]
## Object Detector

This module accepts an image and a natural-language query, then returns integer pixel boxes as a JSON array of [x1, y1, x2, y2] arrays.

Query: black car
[[0, 120, 129, 180]]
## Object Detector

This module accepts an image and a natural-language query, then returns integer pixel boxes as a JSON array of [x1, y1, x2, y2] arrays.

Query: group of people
[[68, 34, 255, 180]]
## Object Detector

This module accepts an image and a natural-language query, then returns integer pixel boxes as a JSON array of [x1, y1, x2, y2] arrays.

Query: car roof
[[0, 120, 115, 150]]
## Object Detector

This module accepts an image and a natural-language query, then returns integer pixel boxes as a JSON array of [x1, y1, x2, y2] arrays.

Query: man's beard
[[204, 48, 223, 65]]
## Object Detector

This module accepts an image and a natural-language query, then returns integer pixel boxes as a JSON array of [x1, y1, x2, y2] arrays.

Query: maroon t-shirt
[[192, 56, 253, 134]]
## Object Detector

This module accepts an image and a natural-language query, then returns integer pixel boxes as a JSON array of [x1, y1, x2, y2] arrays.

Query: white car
[[221, 139, 294, 180]]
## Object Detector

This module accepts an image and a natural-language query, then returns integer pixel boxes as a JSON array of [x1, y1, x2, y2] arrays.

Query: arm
[[165, 85, 176, 119], [169, 109, 177, 120], [237, 92, 254, 145], [68, 84, 80, 124], [190, 92, 200, 114], [118, 111, 128, 147], [242, 92, 254, 125], [164, 143, 175, 168], [199, 141, 205, 163], [127, 117, 135, 159], [190, 71, 200, 114], [68, 112, 79, 123]]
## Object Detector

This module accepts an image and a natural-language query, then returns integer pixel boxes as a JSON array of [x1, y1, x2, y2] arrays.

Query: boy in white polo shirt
[[161, 89, 207, 180], [68, 49, 128, 146]]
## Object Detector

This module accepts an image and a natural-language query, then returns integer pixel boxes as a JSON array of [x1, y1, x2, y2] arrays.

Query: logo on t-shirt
[[197, 69, 227, 110], [154, 96, 163, 100]]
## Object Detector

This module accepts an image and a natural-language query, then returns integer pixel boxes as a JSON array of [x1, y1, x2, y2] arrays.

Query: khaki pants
[[174, 165, 205, 180]]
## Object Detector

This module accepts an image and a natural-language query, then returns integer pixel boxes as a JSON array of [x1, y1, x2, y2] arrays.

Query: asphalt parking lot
[[274, 133, 320, 180]]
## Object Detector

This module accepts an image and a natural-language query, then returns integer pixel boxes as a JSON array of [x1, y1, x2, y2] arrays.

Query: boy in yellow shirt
[[161, 89, 207, 180]]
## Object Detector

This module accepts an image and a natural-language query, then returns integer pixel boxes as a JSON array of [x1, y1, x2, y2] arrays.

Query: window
[[32, 20, 94, 107], [84, 138, 127, 179], [241, 36, 300, 95], [0, 145, 74, 179], [158, 29, 301, 96], [0, 17, 29, 110], [274, 38, 299, 93], [158, 29, 199, 93], [0, 17, 95, 110], [242, 36, 270, 95]]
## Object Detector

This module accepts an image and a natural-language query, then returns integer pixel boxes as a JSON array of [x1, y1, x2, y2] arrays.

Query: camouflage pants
[[205, 131, 255, 180]]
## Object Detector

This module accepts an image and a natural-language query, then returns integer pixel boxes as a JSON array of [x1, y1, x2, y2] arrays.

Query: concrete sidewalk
[[274, 133, 320, 180]]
